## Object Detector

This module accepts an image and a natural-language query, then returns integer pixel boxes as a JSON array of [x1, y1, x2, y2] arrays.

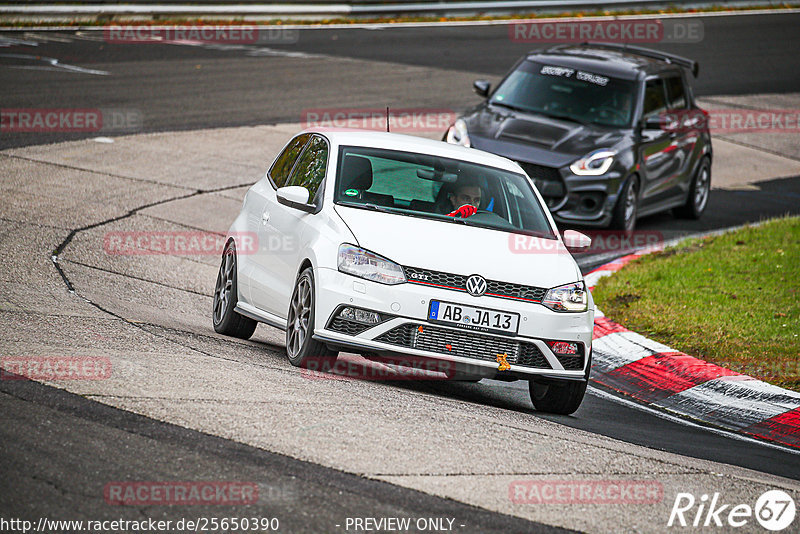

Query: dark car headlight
[[570, 149, 617, 176]]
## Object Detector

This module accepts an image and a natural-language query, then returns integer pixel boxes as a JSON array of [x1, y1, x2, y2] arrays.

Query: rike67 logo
[[668, 490, 796, 531]]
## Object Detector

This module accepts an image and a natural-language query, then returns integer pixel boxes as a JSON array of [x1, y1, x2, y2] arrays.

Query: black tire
[[610, 176, 638, 232], [286, 267, 338, 370], [529, 379, 587, 415], [674, 158, 711, 219], [213, 241, 257, 339]]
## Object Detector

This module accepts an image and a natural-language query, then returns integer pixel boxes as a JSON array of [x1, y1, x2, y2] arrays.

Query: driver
[[445, 178, 482, 218]]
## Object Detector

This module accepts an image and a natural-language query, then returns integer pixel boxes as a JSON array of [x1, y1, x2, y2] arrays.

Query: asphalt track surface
[[2, 10, 800, 532], [0, 376, 563, 533], [2, 11, 800, 148]]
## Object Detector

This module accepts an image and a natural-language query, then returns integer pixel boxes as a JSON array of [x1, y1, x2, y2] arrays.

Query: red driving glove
[[447, 204, 477, 218]]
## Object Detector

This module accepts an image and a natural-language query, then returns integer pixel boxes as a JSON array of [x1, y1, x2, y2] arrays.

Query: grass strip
[[593, 216, 800, 392]]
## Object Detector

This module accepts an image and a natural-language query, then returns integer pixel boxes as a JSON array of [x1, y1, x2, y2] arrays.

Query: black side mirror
[[641, 115, 664, 131], [473, 80, 491, 98]]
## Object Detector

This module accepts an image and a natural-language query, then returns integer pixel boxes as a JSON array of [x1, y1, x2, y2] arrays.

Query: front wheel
[[286, 267, 338, 369], [674, 158, 711, 219], [529, 379, 587, 415], [610, 177, 638, 232]]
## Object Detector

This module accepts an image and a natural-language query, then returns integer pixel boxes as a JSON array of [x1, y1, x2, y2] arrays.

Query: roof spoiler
[[577, 42, 699, 77]]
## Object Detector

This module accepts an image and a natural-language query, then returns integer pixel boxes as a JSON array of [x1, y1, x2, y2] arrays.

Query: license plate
[[427, 300, 519, 336]]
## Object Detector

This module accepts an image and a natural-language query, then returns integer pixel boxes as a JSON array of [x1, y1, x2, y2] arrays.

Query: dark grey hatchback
[[445, 43, 712, 231]]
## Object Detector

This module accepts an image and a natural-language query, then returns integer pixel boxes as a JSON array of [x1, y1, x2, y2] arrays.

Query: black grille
[[328, 317, 373, 336], [373, 323, 415, 347], [374, 324, 552, 370], [485, 280, 546, 302], [517, 342, 550, 368], [405, 267, 466, 290], [556, 354, 585, 371], [517, 161, 566, 209], [404, 267, 546, 303]]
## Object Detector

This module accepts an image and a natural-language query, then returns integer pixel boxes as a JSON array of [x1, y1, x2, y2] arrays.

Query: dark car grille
[[404, 267, 547, 303], [516, 161, 567, 209], [374, 323, 553, 370]]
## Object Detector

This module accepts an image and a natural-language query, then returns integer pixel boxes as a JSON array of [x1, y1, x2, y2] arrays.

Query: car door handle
[[261, 211, 270, 225]]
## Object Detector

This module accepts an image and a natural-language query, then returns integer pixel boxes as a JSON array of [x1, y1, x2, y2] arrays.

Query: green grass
[[592, 216, 800, 391]]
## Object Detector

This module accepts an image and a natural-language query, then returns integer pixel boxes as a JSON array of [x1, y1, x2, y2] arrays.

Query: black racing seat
[[340, 156, 395, 207]]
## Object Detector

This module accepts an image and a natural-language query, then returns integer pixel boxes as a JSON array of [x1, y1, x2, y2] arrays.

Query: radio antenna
[[386, 106, 390, 132]]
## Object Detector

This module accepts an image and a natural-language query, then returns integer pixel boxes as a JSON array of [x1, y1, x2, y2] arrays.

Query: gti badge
[[465, 274, 487, 297]]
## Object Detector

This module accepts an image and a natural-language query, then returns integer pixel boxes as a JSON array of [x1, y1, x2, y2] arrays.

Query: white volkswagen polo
[[213, 129, 595, 414]]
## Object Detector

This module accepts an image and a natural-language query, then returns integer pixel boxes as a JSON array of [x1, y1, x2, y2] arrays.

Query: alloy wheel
[[213, 249, 234, 325], [624, 180, 638, 230], [694, 166, 710, 213], [287, 275, 312, 358]]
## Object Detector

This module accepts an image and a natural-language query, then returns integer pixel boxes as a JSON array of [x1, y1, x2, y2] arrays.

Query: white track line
[[587, 386, 800, 456]]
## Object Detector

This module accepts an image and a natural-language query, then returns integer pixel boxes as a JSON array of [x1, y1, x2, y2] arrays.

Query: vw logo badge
[[465, 275, 487, 297]]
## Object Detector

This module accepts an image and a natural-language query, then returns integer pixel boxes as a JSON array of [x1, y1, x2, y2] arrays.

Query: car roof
[[300, 128, 524, 174], [527, 44, 684, 81]]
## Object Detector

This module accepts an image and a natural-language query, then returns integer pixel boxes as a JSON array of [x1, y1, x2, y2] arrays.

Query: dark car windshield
[[333, 146, 556, 239], [490, 60, 637, 127]]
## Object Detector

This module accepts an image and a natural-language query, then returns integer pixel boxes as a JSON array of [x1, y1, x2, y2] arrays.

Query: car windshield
[[490, 60, 637, 127], [333, 146, 556, 239]]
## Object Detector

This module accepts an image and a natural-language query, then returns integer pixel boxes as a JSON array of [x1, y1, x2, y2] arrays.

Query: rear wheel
[[529, 379, 587, 415], [286, 267, 338, 370], [213, 241, 257, 339], [674, 158, 710, 219], [610, 177, 638, 232]]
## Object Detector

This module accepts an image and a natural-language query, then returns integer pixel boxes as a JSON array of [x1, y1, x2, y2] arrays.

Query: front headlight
[[569, 149, 616, 176], [337, 244, 406, 285], [543, 281, 588, 312], [445, 119, 471, 147]]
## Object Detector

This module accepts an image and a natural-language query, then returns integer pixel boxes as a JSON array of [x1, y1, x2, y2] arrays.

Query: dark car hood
[[464, 103, 627, 167]]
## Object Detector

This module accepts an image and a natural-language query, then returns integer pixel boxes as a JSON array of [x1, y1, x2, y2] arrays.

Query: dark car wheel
[[610, 177, 638, 232], [529, 379, 587, 415], [286, 267, 338, 370], [213, 241, 257, 339], [674, 158, 711, 219]]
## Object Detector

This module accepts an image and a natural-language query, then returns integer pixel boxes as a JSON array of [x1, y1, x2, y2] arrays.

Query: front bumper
[[313, 267, 594, 380], [550, 169, 626, 227]]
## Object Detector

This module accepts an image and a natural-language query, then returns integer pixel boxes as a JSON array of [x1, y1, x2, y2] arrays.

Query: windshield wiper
[[339, 201, 395, 213], [491, 102, 591, 127], [339, 201, 449, 222], [489, 101, 526, 112], [540, 111, 591, 127]]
